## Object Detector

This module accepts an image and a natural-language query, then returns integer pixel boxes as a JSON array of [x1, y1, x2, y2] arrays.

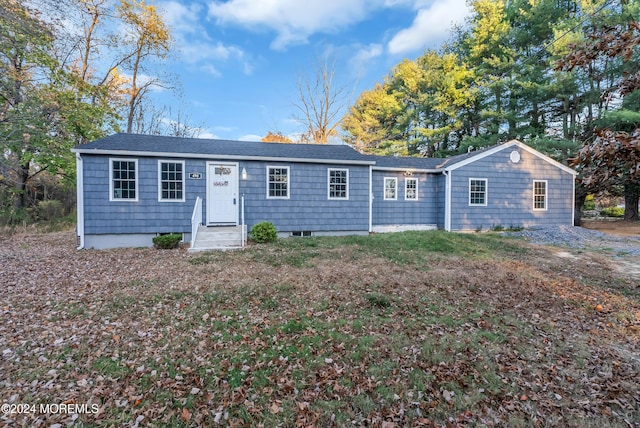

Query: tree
[[262, 131, 294, 143], [116, 0, 171, 133], [560, 7, 640, 221], [0, 0, 122, 220], [0, 0, 60, 212], [342, 83, 403, 154], [293, 57, 347, 144]]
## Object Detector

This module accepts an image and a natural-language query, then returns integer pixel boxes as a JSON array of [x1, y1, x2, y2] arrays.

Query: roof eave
[[443, 140, 577, 176], [71, 148, 376, 166]]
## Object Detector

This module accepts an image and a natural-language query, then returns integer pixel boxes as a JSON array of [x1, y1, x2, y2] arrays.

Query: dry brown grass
[[1, 230, 638, 427]]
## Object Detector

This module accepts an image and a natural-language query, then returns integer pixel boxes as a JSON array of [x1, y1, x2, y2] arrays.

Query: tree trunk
[[12, 161, 30, 210], [624, 182, 639, 221], [574, 183, 588, 226]]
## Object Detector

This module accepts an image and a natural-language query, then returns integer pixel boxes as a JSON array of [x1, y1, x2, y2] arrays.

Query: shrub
[[584, 194, 596, 210], [29, 200, 64, 222], [600, 206, 624, 218], [152, 233, 182, 249], [251, 221, 277, 243]]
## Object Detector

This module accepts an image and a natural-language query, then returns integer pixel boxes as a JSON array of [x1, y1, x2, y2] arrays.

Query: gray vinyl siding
[[371, 170, 438, 226], [240, 161, 369, 233], [83, 156, 199, 235], [82, 155, 369, 236], [448, 148, 574, 231]]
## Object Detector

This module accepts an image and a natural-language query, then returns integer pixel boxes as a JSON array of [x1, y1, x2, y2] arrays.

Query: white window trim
[[533, 180, 548, 211], [266, 165, 290, 199], [384, 177, 397, 201], [405, 177, 418, 201], [328, 168, 349, 200], [469, 178, 487, 207], [157, 160, 185, 202], [109, 158, 138, 202]]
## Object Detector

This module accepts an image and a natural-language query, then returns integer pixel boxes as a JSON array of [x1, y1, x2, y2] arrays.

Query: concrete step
[[190, 225, 246, 251]]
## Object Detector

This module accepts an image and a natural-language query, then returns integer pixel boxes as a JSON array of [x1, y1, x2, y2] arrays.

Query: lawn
[[1, 230, 638, 427]]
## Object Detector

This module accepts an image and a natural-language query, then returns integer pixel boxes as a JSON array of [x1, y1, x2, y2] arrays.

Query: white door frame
[[205, 161, 239, 225]]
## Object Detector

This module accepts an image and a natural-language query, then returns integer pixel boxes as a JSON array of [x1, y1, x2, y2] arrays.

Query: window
[[159, 161, 184, 201], [533, 180, 547, 210], [110, 159, 137, 201], [267, 166, 289, 199], [469, 178, 487, 206], [384, 177, 397, 200], [405, 178, 418, 200], [328, 168, 349, 199]]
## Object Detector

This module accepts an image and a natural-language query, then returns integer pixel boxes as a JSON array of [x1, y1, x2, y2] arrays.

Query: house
[[72, 133, 576, 250]]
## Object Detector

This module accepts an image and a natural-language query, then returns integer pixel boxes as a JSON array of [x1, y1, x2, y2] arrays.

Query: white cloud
[[197, 130, 220, 139], [349, 43, 384, 75], [238, 134, 263, 142], [387, 0, 470, 55], [180, 41, 245, 64], [199, 64, 222, 78], [207, 0, 384, 50], [159, 1, 204, 34], [158, 1, 251, 76]]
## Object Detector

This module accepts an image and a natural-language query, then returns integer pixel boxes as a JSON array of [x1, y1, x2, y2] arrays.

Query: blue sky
[[152, 0, 471, 141]]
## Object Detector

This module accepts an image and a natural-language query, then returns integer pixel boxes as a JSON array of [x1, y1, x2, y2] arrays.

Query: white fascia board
[[372, 166, 441, 173], [71, 148, 375, 166], [444, 140, 577, 176]]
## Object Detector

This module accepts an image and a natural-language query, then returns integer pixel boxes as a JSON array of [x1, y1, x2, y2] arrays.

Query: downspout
[[571, 174, 576, 227], [443, 169, 452, 232], [368, 165, 373, 233], [75, 153, 85, 249]]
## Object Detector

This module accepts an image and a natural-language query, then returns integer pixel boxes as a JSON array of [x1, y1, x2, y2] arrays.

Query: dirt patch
[[582, 219, 640, 237]]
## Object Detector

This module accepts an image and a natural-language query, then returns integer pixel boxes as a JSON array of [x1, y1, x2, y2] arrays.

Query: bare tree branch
[[293, 57, 347, 144]]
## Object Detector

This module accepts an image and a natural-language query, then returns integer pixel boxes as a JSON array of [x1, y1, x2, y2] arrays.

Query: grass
[[2, 229, 639, 427]]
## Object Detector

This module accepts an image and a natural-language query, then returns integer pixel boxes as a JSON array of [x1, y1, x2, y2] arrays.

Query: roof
[[73, 134, 576, 175], [441, 140, 577, 176], [72, 133, 375, 165]]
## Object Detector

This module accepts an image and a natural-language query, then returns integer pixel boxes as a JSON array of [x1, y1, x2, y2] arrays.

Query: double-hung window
[[267, 166, 289, 199], [159, 160, 185, 202], [384, 177, 397, 200], [328, 168, 349, 200], [405, 178, 418, 200], [469, 178, 487, 206], [110, 158, 138, 201], [533, 180, 547, 210]]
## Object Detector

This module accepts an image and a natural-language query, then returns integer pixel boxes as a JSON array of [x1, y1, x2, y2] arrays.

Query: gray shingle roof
[[73, 133, 374, 164], [73, 133, 504, 170]]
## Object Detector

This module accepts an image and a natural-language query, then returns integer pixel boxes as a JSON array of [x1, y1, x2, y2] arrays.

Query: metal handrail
[[241, 194, 246, 247], [191, 196, 202, 248]]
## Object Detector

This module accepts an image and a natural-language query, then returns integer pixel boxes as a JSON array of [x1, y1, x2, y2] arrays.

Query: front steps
[[190, 225, 246, 251]]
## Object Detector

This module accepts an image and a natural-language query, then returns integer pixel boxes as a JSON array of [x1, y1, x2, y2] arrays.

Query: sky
[[149, 0, 472, 141]]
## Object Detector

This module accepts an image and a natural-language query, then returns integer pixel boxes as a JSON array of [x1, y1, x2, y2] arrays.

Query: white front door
[[206, 162, 238, 225]]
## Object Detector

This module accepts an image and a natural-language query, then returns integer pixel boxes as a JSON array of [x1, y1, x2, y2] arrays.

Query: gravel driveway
[[509, 225, 640, 256]]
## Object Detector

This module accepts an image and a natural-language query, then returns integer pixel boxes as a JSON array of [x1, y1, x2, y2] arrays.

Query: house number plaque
[[188, 172, 202, 179]]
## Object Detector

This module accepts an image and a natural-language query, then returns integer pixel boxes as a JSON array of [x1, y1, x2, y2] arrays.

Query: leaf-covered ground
[[1, 230, 639, 427]]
